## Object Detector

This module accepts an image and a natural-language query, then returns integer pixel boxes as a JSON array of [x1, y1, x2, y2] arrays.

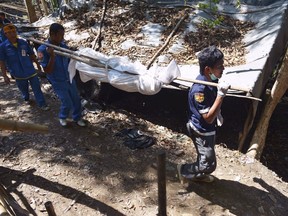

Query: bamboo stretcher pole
[[25, 37, 261, 101], [0, 119, 49, 133], [53, 50, 105, 68], [174, 77, 262, 101], [26, 37, 104, 64], [175, 77, 252, 94]]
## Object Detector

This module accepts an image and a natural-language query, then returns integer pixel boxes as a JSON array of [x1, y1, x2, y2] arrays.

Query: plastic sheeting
[[68, 48, 180, 95], [68, 0, 288, 98]]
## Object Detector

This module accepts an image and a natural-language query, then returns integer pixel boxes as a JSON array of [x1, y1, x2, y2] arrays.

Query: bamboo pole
[[246, 47, 288, 159], [25, 37, 261, 101], [175, 77, 253, 95], [0, 119, 48, 133], [26, 37, 105, 66]]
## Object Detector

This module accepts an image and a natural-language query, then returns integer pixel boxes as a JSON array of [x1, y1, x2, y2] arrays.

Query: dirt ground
[[0, 0, 288, 215], [0, 76, 288, 216]]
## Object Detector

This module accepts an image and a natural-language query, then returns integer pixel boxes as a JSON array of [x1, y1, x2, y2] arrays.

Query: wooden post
[[24, 0, 38, 23], [157, 151, 167, 216], [45, 201, 57, 216], [246, 47, 288, 159]]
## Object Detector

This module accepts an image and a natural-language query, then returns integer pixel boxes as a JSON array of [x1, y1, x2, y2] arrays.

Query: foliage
[[184, 0, 242, 28]]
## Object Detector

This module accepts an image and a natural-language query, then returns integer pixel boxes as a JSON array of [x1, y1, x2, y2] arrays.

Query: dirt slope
[[0, 78, 288, 216]]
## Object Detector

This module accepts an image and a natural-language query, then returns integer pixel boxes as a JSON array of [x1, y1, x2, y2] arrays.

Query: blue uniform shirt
[[188, 74, 218, 135], [0, 38, 36, 79], [37, 40, 70, 83]]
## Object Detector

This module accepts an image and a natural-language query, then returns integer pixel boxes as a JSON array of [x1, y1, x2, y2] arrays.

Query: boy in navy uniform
[[177, 46, 230, 183], [37, 23, 86, 127], [0, 24, 49, 111]]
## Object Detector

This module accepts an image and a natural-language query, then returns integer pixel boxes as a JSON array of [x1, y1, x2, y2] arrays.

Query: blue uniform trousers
[[15, 75, 46, 107], [51, 80, 82, 121]]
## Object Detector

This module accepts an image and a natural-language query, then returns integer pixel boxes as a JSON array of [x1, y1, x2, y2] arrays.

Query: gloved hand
[[217, 80, 230, 97]]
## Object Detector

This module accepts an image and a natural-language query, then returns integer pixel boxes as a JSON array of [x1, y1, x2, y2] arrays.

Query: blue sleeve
[[37, 45, 49, 68], [0, 43, 6, 61]]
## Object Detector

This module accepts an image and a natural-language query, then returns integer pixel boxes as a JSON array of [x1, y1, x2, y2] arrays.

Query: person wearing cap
[[0, 12, 11, 43], [0, 24, 49, 111], [177, 45, 230, 183], [37, 23, 86, 127]]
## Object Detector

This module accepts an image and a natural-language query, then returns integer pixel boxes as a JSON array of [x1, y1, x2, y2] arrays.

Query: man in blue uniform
[[177, 46, 230, 183], [0, 24, 49, 111], [37, 23, 86, 127]]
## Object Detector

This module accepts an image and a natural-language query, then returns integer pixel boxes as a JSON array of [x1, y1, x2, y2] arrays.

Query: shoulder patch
[[194, 93, 205, 103]]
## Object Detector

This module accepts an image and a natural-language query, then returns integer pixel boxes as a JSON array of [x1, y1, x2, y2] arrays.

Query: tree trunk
[[247, 48, 288, 159], [24, 0, 38, 23]]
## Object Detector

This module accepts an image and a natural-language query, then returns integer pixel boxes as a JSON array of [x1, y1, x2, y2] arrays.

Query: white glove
[[217, 81, 230, 97]]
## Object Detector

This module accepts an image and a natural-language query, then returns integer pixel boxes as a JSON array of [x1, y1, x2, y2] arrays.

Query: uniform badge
[[194, 93, 205, 103]]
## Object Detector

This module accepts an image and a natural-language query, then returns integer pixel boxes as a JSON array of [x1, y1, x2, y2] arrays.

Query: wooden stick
[[0, 119, 49, 133], [146, 12, 189, 70], [26, 37, 106, 66], [166, 83, 261, 101], [92, 0, 107, 50], [157, 152, 167, 216], [175, 77, 253, 94], [53, 50, 105, 68], [26, 37, 107, 67]]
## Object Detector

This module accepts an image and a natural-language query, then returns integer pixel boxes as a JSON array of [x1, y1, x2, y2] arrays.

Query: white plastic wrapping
[[68, 48, 181, 95]]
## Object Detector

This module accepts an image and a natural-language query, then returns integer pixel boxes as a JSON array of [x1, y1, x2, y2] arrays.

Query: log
[[246, 47, 288, 159], [0, 119, 48, 133], [146, 12, 189, 70]]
